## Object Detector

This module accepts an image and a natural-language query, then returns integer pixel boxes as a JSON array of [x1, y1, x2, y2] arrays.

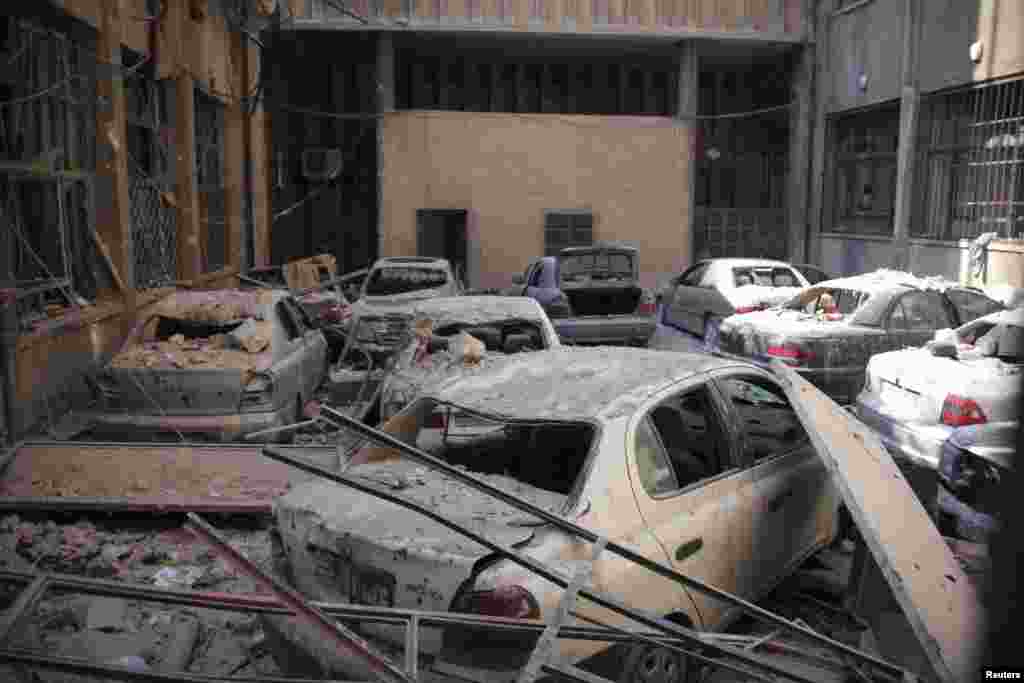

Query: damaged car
[[266, 347, 841, 682], [505, 243, 657, 346], [656, 258, 810, 347], [83, 289, 327, 441], [935, 421, 1018, 544], [855, 307, 1022, 502], [378, 296, 561, 421], [716, 270, 1005, 404]]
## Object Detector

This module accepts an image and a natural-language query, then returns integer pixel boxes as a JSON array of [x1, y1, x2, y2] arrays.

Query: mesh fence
[[128, 169, 177, 288]]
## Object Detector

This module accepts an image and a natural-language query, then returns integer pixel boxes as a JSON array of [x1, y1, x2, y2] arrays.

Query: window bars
[[915, 76, 1024, 242]]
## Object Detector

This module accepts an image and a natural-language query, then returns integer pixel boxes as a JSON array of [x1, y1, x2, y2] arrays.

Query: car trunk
[[100, 367, 249, 413], [273, 460, 564, 655], [561, 281, 642, 316]]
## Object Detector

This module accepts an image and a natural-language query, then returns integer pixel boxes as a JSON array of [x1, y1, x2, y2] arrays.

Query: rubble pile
[[0, 516, 285, 678], [111, 322, 273, 372]]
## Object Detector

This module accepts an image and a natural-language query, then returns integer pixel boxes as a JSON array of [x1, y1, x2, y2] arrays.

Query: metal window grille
[[827, 103, 901, 236], [125, 53, 177, 289], [195, 87, 226, 272], [914, 76, 1024, 241], [544, 211, 593, 256]]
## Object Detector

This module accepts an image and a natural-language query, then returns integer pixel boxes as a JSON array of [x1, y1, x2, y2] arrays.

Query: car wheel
[[618, 643, 689, 683]]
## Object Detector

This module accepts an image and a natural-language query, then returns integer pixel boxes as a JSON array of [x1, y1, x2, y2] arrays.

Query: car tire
[[618, 643, 689, 683]]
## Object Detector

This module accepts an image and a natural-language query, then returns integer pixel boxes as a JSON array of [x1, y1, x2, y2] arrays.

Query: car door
[[625, 378, 757, 629], [665, 262, 710, 336], [713, 371, 836, 596], [896, 290, 954, 349], [526, 257, 561, 308]]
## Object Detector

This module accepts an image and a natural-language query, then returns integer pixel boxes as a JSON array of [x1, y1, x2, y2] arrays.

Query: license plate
[[879, 382, 918, 415]]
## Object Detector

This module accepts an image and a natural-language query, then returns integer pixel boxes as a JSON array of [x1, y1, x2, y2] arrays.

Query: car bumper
[[82, 405, 292, 441], [553, 315, 656, 346]]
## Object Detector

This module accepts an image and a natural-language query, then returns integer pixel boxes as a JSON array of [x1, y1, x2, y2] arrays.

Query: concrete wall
[[826, 0, 905, 112], [380, 111, 692, 291]]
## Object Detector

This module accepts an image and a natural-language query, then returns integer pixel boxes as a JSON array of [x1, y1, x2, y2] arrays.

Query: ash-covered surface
[[409, 296, 548, 328], [0, 515, 285, 679], [426, 346, 723, 421]]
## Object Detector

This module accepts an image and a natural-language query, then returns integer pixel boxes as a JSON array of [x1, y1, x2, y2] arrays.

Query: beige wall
[[380, 111, 692, 291]]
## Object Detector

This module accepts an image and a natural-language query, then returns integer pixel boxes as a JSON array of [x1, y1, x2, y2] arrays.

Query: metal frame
[[263, 406, 909, 682]]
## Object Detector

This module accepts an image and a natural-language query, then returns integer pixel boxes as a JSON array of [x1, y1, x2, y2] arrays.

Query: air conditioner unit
[[301, 148, 342, 183]]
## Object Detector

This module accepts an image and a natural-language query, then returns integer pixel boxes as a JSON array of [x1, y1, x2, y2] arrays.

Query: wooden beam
[[675, 42, 697, 267], [773, 361, 984, 683], [174, 74, 202, 281], [892, 0, 920, 271], [224, 31, 245, 273], [95, 0, 132, 295]]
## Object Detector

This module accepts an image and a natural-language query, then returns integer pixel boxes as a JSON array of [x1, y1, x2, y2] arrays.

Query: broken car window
[[678, 263, 709, 288], [376, 400, 596, 498], [365, 267, 450, 296], [561, 252, 634, 279], [898, 292, 951, 331], [720, 376, 808, 465], [634, 417, 679, 496], [947, 290, 1004, 325], [644, 386, 727, 491]]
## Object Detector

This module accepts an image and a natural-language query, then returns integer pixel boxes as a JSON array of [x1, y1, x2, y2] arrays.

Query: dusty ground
[[0, 515, 285, 680]]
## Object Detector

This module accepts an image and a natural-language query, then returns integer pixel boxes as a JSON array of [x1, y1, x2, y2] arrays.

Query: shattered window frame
[[718, 374, 810, 467]]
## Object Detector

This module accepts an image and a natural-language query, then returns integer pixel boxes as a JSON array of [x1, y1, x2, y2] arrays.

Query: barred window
[[544, 211, 593, 256], [194, 88, 226, 272], [914, 77, 1024, 241], [828, 104, 900, 236]]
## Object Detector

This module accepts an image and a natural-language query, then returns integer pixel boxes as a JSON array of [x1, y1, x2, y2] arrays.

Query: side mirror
[[512, 274, 525, 285], [929, 340, 958, 359]]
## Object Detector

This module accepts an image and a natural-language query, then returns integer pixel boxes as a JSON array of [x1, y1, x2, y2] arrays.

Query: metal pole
[[183, 513, 414, 683], [296, 406, 906, 680], [261, 441, 898, 683]]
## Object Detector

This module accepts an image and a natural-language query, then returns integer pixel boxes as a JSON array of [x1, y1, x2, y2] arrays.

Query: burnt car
[[505, 243, 657, 346], [267, 347, 841, 682], [855, 307, 1022, 503], [378, 296, 561, 421], [657, 258, 811, 346], [935, 421, 1018, 544], [717, 270, 1005, 405], [83, 289, 327, 441]]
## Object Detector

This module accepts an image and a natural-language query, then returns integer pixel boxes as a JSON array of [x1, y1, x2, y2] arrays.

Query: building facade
[[810, 0, 1024, 286], [266, 0, 813, 290]]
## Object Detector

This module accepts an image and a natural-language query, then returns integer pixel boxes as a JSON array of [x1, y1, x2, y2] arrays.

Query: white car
[[855, 307, 1023, 477]]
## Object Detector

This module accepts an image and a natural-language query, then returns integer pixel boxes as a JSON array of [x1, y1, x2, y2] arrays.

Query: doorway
[[416, 209, 468, 287]]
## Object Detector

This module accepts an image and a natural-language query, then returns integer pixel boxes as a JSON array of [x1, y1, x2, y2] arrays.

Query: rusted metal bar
[[301, 406, 906, 681], [0, 497, 273, 516], [0, 649, 355, 683], [0, 575, 49, 646], [0, 568, 695, 646], [183, 513, 414, 683], [259, 445, 849, 683]]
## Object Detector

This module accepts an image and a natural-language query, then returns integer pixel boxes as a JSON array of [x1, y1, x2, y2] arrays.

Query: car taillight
[[323, 303, 351, 324], [424, 410, 448, 430], [734, 304, 765, 314], [766, 343, 815, 366], [637, 300, 657, 316], [940, 395, 987, 427], [452, 585, 540, 620]]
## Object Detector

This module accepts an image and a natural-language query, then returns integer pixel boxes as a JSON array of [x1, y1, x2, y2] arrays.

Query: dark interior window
[[948, 290, 1003, 325], [276, 301, 301, 340], [641, 385, 727, 492], [365, 267, 449, 296], [721, 376, 808, 465], [680, 263, 709, 287], [898, 292, 950, 331]]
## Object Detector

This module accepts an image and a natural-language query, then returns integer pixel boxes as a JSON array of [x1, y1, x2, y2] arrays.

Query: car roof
[[375, 257, 450, 268], [811, 269, 960, 295], [425, 347, 731, 421], [702, 258, 795, 268], [411, 296, 546, 326]]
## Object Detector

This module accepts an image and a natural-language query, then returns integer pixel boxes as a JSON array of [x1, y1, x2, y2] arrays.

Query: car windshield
[[957, 320, 1024, 362], [561, 252, 634, 279], [785, 287, 869, 316], [732, 266, 800, 288], [351, 399, 595, 504], [364, 267, 449, 296]]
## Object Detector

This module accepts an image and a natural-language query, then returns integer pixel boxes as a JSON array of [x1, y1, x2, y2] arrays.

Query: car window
[[720, 376, 808, 466], [947, 289, 1003, 325], [634, 417, 680, 496], [276, 301, 302, 341], [887, 299, 908, 330], [365, 266, 449, 296], [679, 263, 709, 287], [772, 268, 800, 287], [898, 291, 950, 331], [528, 262, 543, 287], [640, 385, 728, 493]]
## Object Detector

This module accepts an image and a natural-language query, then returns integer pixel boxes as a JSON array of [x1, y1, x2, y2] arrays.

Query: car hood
[[725, 285, 805, 309], [720, 308, 854, 338]]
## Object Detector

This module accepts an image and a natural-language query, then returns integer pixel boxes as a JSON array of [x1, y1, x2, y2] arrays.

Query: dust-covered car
[[378, 296, 561, 421], [83, 289, 328, 441], [854, 307, 1022, 501], [658, 258, 810, 345], [935, 421, 1018, 544], [268, 347, 841, 682], [717, 270, 1005, 404]]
